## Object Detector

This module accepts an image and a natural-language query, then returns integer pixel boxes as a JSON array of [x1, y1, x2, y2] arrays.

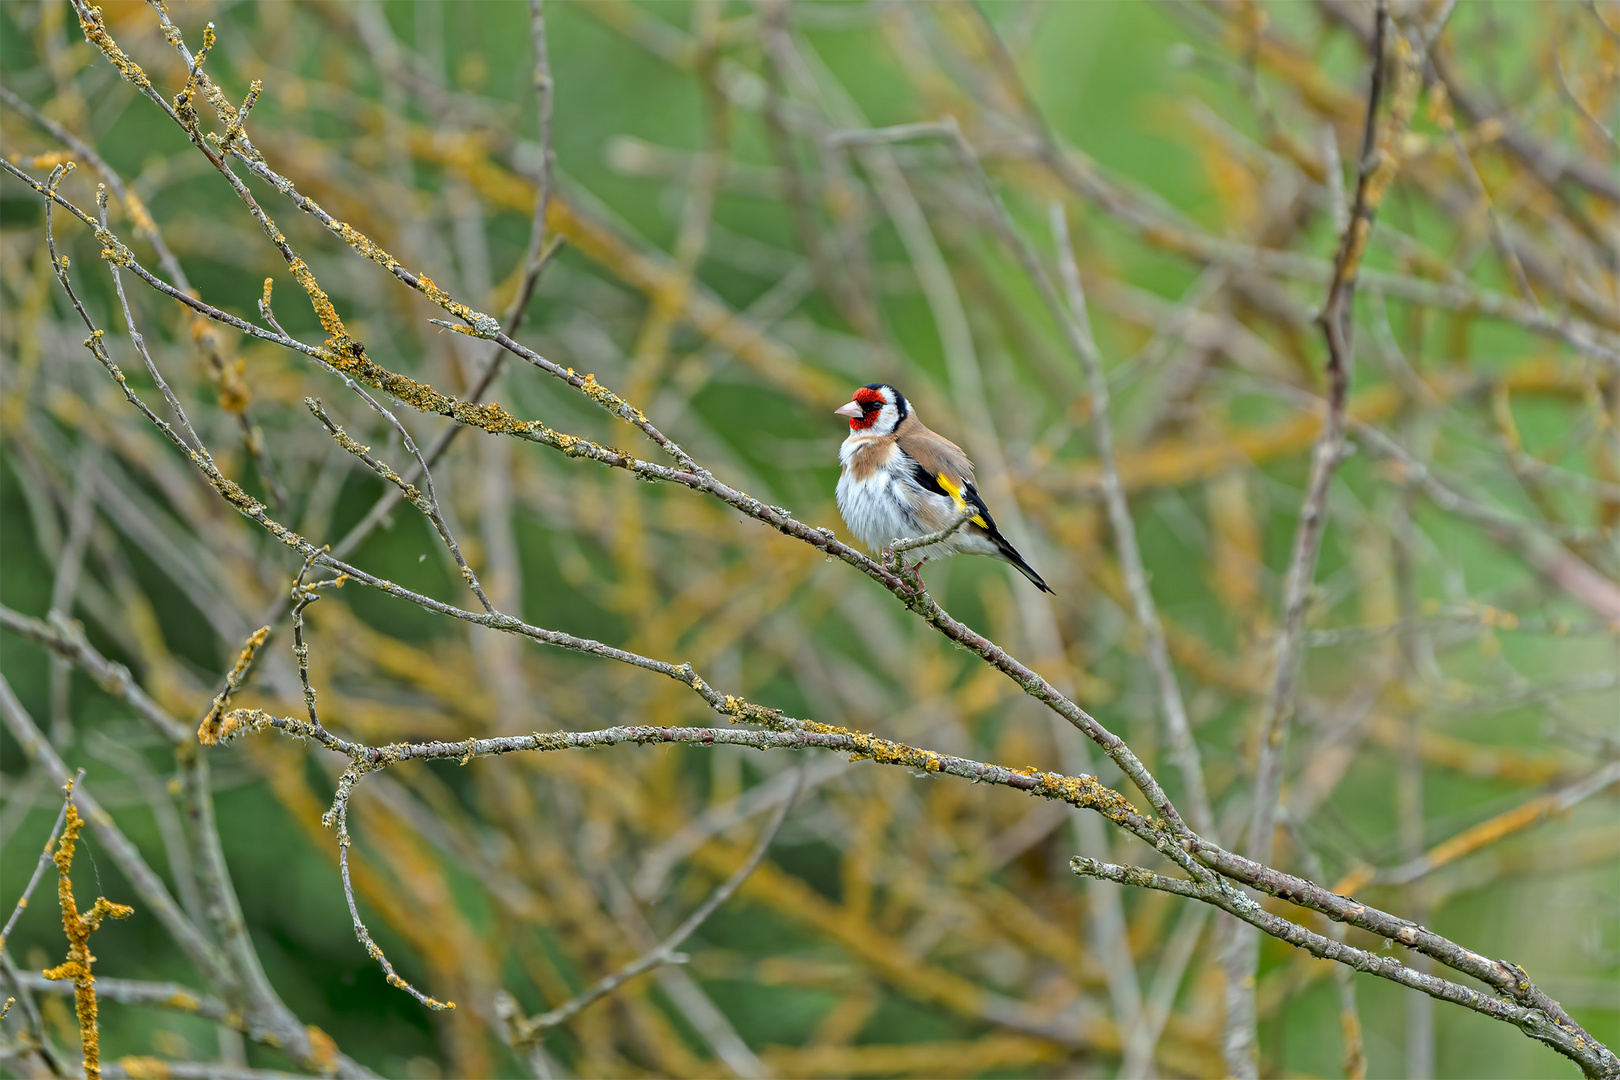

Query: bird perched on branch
[[835, 383, 1052, 593]]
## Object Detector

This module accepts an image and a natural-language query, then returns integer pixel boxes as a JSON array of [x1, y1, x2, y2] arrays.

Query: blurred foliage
[[1, 1, 1617, 1077]]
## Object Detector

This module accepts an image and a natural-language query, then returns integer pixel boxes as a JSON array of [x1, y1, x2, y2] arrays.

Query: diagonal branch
[[1073, 856, 1611, 1073]]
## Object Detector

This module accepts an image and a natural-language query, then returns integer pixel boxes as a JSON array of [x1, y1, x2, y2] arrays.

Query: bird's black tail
[[991, 533, 1052, 594]]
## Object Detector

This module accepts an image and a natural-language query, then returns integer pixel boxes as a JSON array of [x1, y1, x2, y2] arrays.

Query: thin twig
[[290, 557, 328, 737], [0, 769, 84, 952], [214, 710, 1134, 823], [41, 778, 134, 1080], [198, 624, 272, 746], [1227, 7, 1414, 1072], [1049, 203, 1214, 842], [94, 185, 209, 458], [1072, 855, 1602, 1069], [1286, 823, 1367, 1080], [332, 798, 455, 1011], [305, 397, 493, 612], [0, 607, 189, 745], [1378, 760, 1620, 888], [888, 507, 975, 558], [0, 82, 290, 513], [514, 769, 804, 1037]]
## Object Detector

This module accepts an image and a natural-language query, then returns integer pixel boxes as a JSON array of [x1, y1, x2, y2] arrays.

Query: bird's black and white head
[[834, 383, 909, 437]]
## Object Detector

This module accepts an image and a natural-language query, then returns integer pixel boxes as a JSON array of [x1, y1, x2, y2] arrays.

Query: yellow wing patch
[[935, 473, 988, 528]]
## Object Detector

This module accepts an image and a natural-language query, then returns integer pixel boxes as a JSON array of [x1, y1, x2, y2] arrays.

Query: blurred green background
[[2, 1, 1616, 1077]]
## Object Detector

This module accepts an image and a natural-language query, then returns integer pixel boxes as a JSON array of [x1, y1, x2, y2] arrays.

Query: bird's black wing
[[908, 463, 1052, 593]]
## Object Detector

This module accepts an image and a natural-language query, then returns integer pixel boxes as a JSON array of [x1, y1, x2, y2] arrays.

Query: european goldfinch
[[835, 383, 1052, 593]]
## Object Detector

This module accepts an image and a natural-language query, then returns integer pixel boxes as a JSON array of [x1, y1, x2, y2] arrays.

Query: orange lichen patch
[[305, 1024, 339, 1072], [284, 258, 347, 342], [1190, 117, 1262, 234], [1330, 863, 1377, 898], [182, 297, 253, 414], [324, 218, 402, 275], [205, 707, 271, 745], [761, 1034, 1071, 1078], [91, 225, 137, 269], [115, 1057, 171, 1080], [222, 79, 262, 148], [43, 795, 133, 1080], [198, 626, 271, 745], [1029, 771, 1136, 823], [9, 151, 76, 170], [1476, 605, 1521, 631], [162, 988, 202, 1012], [1366, 712, 1578, 785], [296, 336, 550, 448], [334, 346, 518, 430], [171, 21, 215, 124], [1333, 37, 1422, 288], [211, 353, 252, 414], [1419, 790, 1596, 874]]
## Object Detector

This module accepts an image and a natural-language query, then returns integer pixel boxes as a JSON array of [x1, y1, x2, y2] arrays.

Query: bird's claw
[[879, 546, 927, 598]]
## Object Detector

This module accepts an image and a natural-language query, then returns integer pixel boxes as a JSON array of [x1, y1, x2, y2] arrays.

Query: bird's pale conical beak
[[834, 401, 863, 418]]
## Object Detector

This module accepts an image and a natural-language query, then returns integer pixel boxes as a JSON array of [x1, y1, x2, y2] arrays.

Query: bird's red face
[[834, 386, 888, 431]]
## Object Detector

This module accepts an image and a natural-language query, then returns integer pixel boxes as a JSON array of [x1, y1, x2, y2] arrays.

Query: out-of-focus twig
[[1378, 760, 1620, 887], [0, 607, 189, 745], [512, 769, 803, 1038], [1050, 203, 1213, 841], [1228, 7, 1418, 1072]]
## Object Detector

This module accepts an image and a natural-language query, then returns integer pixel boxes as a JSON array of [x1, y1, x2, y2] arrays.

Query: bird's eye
[[863, 401, 880, 413]]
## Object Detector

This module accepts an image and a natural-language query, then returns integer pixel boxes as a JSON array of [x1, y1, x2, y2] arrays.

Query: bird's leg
[[883, 541, 930, 597], [897, 556, 927, 596]]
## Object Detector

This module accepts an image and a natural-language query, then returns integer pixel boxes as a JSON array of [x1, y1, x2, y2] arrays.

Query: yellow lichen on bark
[[198, 626, 271, 744], [43, 795, 133, 1080]]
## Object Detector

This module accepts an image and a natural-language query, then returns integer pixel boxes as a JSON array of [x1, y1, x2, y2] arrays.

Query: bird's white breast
[[837, 433, 1002, 563], [836, 437, 920, 553]]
